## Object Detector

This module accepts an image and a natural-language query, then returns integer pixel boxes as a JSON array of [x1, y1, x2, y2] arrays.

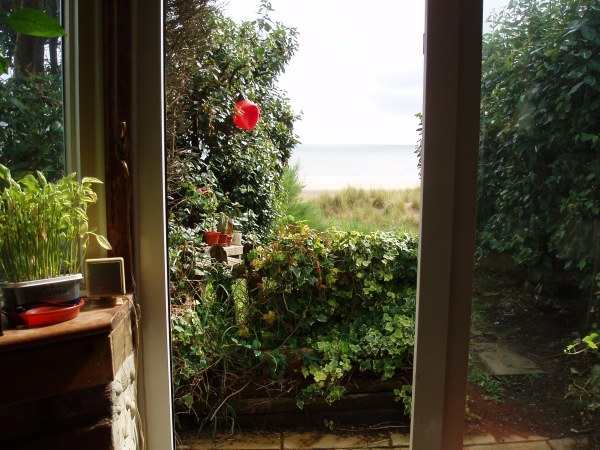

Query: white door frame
[[410, 0, 483, 448], [128, 0, 484, 448]]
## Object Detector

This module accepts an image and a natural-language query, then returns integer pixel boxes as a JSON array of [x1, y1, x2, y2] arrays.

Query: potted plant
[[0, 164, 111, 326], [204, 215, 220, 246], [216, 213, 233, 246]]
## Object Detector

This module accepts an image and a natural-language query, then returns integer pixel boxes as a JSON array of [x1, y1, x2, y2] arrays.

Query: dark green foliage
[[0, 74, 64, 181], [167, 0, 300, 242], [167, 149, 222, 231], [565, 274, 600, 419], [477, 0, 600, 290]]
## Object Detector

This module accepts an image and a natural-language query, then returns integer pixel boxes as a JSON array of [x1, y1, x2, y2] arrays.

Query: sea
[[289, 144, 421, 193]]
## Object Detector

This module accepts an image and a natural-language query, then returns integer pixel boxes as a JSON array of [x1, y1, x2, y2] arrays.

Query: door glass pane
[[166, 0, 423, 441], [0, 1, 65, 181], [468, 0, 600, 443]]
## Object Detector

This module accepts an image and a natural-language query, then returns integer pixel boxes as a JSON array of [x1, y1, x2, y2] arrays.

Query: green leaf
[[7, 8, 66, 37], [582, 333, 598, 350], [91, 232, 112, 250], [581, 25, 597, 42], [0, 55, 7, 73], [568, 81, 584, 95]]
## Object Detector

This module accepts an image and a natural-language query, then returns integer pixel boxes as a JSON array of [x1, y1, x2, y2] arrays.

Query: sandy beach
[[291, 143, 421, 199], [299, 175, 421, 199]]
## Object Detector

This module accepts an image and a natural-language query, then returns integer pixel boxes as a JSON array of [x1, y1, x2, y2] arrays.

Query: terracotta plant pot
[[205, 231, 220, 246], [218, 233, 230, 246]]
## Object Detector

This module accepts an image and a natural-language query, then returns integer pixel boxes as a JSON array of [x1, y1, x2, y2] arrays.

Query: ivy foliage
[[477, 0, 600, 289], [166, 0, 300, 242], [171, 224, 418, 430]]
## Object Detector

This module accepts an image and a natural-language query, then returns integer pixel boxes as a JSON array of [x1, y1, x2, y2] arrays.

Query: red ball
[[234, 99, 260, 130]]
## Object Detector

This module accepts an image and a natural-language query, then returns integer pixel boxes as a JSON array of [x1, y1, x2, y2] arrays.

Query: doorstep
[[179, 431, 592, 449]]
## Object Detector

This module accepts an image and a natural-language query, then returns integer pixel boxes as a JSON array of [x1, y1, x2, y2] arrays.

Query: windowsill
[[0, 295, 133, 351]]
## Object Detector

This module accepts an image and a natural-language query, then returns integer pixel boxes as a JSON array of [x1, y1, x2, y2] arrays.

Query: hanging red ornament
[[233, 94, 260, 130]]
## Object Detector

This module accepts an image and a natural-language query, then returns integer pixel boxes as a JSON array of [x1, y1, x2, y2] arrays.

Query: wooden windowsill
[[0, 295, 134, 352]]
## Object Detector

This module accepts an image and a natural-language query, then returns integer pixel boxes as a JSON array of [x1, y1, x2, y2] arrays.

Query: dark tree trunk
[[13, 0, 45, 77], [47, 0, 60, 75]]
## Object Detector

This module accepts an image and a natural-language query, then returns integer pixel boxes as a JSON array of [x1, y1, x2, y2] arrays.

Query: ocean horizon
[[289, 143, 421, 192]]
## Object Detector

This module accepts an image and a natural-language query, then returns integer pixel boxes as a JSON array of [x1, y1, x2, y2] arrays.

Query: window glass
[[0, 1, 65, 181], [468, 0, 600, 440]]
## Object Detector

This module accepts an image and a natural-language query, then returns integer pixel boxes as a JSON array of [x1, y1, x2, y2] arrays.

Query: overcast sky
[[225, 1, 507, 146]]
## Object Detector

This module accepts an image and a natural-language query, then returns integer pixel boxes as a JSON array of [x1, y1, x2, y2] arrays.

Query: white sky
[[225, 0, 507, 146]]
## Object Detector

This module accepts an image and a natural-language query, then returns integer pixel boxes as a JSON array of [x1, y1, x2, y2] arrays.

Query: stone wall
[[111, 353, 139, 449]]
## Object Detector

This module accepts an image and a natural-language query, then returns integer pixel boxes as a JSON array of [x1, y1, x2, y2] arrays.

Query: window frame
[[409, 0, 483, 448]]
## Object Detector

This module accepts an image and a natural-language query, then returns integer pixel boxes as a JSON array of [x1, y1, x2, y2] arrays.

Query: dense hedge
[[477, 0, 600, 290], [171, 224, 418, 430]]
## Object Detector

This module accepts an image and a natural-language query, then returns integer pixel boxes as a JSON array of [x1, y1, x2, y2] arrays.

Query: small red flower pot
[[218, 233, 229, 246], [205, 231, 220, 246]]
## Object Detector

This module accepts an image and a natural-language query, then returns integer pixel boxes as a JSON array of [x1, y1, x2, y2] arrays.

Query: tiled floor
[[178, 431, 590, 449]]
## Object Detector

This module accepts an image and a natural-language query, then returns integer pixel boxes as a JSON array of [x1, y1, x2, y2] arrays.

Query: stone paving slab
[[389, 432, 410, 447], [547, 437, 590, 449], [179, 432, 282, 450], [471, 342, 545, 375], [464, 442, 552, 449], [463, 434, 499, 446], [283, 431, 390, 449]]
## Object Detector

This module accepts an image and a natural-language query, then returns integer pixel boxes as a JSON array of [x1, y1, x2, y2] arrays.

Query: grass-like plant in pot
[[0, 164, 111, 326]]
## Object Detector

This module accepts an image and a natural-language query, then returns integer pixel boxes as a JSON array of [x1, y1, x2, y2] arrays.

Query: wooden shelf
[[0, 295, 133, 351]]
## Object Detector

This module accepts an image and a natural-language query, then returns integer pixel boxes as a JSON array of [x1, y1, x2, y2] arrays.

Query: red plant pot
[[205, 231, 220, 246], [218, 233, 229, 246]]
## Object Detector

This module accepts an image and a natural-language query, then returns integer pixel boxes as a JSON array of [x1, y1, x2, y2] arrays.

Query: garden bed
[[177, 374, 411, 431], [171, 225, 418, 433], [239, 373, 411, 427]]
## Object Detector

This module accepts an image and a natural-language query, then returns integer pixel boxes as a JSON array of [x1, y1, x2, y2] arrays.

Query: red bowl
[[2, 299, 84, 328]]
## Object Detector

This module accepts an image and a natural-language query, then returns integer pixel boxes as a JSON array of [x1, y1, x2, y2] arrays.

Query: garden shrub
[[171, 222, 418, 431], [166, 0, 300, 243], [477, 0, 600, 290]]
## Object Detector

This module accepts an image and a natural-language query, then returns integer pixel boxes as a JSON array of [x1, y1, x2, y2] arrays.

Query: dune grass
[[310, 187, 421, 233], [280, 165, 421, 234]]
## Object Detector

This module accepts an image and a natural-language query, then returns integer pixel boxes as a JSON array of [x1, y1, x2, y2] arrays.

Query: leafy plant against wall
[[477, 0, 600, 290], [249, 224, 418, 406], [171, 223, 418, 431]]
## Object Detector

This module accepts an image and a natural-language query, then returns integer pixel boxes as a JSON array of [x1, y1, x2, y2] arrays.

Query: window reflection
[[0, 1, 65, 181]]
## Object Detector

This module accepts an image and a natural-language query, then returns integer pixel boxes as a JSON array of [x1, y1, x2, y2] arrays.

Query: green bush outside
[[171, 223, 418, 431], [477, 0, 600, 290]]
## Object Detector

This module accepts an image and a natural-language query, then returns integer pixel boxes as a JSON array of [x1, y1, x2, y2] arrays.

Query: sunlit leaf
[[7, 8, 66, 37]]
